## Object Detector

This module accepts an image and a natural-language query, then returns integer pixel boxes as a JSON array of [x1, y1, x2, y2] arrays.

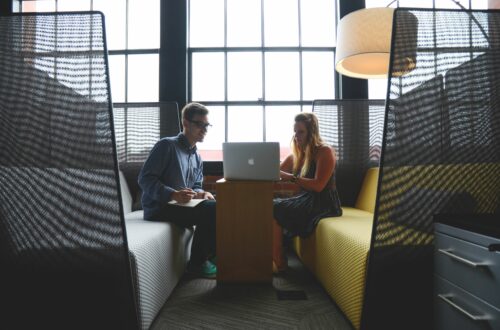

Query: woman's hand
[[171, 188, 196, 203], [280, 170, 294, 182]]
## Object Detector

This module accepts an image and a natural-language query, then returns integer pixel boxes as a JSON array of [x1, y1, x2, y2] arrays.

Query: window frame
[[15, 0, 161, 104], [10, 0, 370, 176], [187, 0, 342, 168]]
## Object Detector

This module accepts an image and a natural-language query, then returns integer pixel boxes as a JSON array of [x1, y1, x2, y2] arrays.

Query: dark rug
[[150, 253, 353, 330]]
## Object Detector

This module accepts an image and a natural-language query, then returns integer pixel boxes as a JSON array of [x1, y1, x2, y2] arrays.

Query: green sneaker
[[201, 260, 217, 279], [187, 260, 217, 279]]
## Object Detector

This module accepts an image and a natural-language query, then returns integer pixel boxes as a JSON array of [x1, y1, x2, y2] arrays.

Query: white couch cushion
[[126, 220, 193, 330], [125, 210, 145, 222]]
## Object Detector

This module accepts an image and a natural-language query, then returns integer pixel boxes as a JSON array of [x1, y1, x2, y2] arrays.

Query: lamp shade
[[335, 7, 416, 79]]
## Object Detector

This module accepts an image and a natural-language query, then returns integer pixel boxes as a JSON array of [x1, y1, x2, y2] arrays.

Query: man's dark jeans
[[149, 200, 216, 266]]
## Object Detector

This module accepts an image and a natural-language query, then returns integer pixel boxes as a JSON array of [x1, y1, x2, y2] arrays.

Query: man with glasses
[[138, 102, 217, 278]]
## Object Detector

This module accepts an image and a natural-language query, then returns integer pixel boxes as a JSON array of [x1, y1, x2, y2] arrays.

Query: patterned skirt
[[273, 189, 342, 238]]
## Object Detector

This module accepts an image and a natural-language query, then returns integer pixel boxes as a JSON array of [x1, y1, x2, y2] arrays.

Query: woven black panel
[[0, 13, 138, 329], [114, 102, 180, 164], [312, 100, 385, 206], [114, 102, 180, 209], [363, 9, 500, 330]]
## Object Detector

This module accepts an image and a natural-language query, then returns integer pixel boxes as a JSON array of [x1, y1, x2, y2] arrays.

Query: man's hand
[[196, 191, 215, 200], [171, 188, 196, 203]]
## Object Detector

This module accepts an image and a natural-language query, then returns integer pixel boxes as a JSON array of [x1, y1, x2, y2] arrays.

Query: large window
[[366, 0, 488, 99], [188, 0, 338, 160], [14, 0, 493, 157], [17, 0, 160, 103]]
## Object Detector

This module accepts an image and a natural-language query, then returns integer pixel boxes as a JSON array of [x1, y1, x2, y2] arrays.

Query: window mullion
[[261, 0, 266, 141], [298, 0, 304, 111], [224, 0, 228, 142], [125, 0, 129, 103]]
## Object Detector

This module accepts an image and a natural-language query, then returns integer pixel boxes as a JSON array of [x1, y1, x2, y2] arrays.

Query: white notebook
[[168, 199, 205, 208]]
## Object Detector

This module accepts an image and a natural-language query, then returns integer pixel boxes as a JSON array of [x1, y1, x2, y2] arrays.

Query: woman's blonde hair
[[291, 112, 325, 177]]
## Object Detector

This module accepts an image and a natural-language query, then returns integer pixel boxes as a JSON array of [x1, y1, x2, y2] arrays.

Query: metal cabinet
[[434, 223, 500, 330]]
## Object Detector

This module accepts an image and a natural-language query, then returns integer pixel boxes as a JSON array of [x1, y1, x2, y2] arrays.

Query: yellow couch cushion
[[354, 167, 379, 213], [293, 168, 379, 329], [316, 208, 373, 330], [294, 163, 498, 329], [293, 207, 373, 329]]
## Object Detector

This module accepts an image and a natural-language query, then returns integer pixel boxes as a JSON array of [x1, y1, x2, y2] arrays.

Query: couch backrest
[[120, 162, 145, 211], [312, 100, 385, 207], [354, 167, 379, 213], [114, 102, 180, 164], [119, 170, 133, 214]]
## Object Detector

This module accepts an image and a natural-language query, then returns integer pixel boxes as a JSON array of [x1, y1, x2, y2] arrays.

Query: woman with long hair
[[273, 112, 342, 272]]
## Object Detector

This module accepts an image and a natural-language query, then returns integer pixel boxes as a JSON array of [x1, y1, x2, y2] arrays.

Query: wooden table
[[216, 179, 273, 283]]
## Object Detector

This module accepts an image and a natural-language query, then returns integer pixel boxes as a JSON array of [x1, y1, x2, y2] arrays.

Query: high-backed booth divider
[[362, 9, 500, 329], [114, 102, 181, 164], [113, 101, 189, 330], [297, 99, 385, 330], [313, 99, 385, 207], [0, 13, 139, 329], [113, 102, 181, 205]]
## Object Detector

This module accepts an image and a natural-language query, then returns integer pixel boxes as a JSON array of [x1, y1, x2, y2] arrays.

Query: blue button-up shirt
[[138, 133, 204, 220]]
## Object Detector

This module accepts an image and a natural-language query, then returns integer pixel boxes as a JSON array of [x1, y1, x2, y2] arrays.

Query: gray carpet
[[150, 254, 354, 330]]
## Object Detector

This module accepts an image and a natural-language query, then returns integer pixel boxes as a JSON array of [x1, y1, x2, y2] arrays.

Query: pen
[[180, 187, 196, 196]]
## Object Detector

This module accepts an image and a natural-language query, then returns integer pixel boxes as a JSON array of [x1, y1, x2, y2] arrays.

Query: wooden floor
[[150, 253, 353, 330]]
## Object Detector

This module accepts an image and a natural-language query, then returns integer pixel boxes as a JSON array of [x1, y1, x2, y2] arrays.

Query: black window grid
[[187, 0, 340, 143], [16, 0, 160, 104]]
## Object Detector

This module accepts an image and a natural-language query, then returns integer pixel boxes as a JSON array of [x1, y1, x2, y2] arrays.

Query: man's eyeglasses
[[188, 120, 212, 130]]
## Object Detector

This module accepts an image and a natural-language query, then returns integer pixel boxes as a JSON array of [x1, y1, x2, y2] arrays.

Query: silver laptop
[[223, 142, 280, 181]]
